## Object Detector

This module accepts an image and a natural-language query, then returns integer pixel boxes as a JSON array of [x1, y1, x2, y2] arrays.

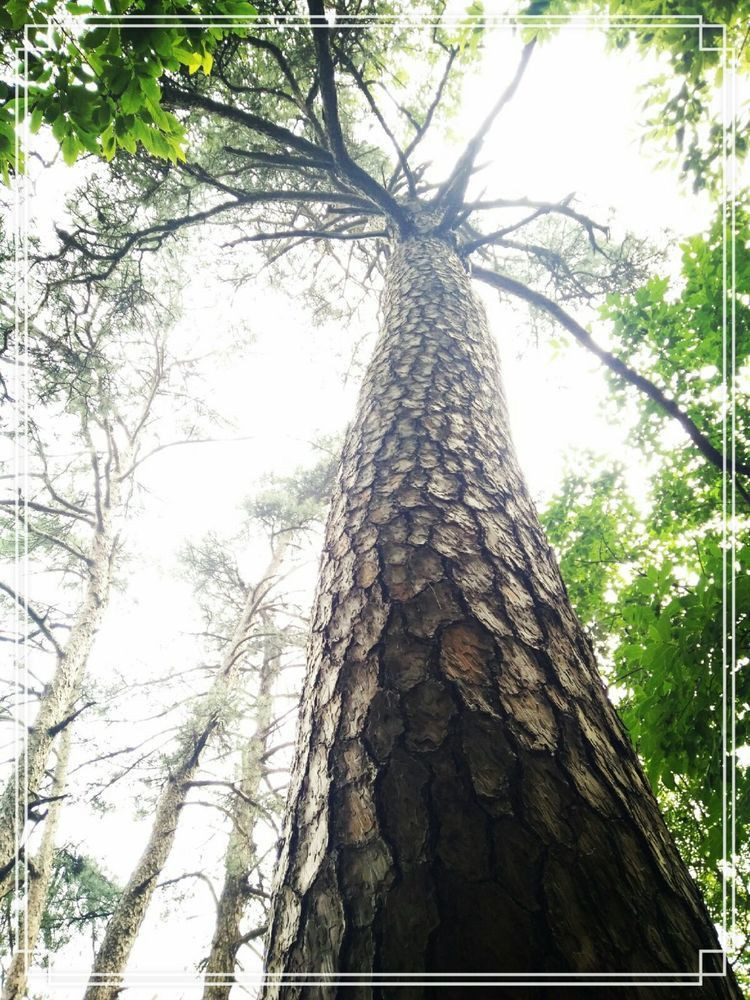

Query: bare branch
[[0, 582, 63, 658], [472, 265, 750, 496], [400, 45, 458, 168], [436, 40, 536, 223], [462, 195, 610, 251]]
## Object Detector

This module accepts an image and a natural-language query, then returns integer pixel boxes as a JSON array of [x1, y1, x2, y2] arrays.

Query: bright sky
[[7, 16, 729, 998]]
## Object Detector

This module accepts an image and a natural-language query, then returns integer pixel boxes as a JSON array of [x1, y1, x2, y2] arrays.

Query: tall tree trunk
[[263, 235, 741, 999], [2, 727, 71, 1000], [202, 622, 279, 1000], [0, 506, 116, 897], [84, 543, 288, 1000]]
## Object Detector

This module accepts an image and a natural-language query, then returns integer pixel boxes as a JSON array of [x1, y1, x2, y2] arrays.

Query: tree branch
[[0, 497, 94, 526], [0, 582, 63, 658], [463, 195, 610, 251], [436, 40, 536, 224], [161, 82, 335, 165], [399, 44, 457, 168], [472, 266, 750, 496], [306, 0, 411, 232], [334, 45, 416, 198], [220, 225, 388, 250]]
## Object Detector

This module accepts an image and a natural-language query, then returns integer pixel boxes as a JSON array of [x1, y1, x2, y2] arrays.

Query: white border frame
[[10, 10, 738, 994]]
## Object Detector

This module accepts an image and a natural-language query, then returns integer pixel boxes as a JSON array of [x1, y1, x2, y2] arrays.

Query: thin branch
[[436, 40, 536, 222], [463, 195, 609, 251], [334, 45, 416, 197], [237, 924, 269, 946], [47, 700, 96, 737], [156, 870, 220, 911], [184, 779, 265, 811], [222, 146, 331, 172], [220, 225, 388, 250], [400, 45, 457, 166], [472, 265, 750, 498], [0, 497, 95, 527], [121, 434, 257, 480], [0, 582, 63, 658]]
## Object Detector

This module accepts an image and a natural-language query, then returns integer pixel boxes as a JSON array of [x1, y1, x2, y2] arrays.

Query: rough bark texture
[[202, 626, 279, 1000], [0, 496, 117, 898], [2, 727, 71, 1000], [84, 544, 287, 1000], [262, 235, 741, 999]]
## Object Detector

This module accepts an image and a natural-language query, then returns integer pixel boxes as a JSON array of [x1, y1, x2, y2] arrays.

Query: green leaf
[[100, 122, 115, 159], [139, 76, 160, 104], [172, 47, 202, 71], [51, 114, 67, 142], [120, 78, 143, 115], [60, 133, 79, 166], [29, 105, 44, 133]]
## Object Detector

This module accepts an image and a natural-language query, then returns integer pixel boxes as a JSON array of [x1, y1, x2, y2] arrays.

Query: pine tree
[[5, 4, 745, 995]]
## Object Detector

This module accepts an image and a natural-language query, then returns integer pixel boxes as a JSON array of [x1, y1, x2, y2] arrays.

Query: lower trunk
[[202, 626, 280, 1000], [262, 235, 740, 999], [2, 727, 71, 1000], [84, 545, 287, 1000]]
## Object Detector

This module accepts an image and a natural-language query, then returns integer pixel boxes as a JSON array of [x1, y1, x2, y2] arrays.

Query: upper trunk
[[262, 235, 740, 999]]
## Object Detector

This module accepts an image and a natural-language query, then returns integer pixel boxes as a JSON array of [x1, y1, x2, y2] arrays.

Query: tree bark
[[0, 501, 117, 898], [84, 543, 288, 1000], [2, 727, 71, 1000], [202, 622, 280, 1000], [262, 235, 741, 999]]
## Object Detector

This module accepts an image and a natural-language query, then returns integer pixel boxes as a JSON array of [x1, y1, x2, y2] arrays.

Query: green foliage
[[246, 440, 340, 533], [541, 198, 750, 960], [600, 195, 749, 472], [39, 848, 121, 956], [0, 0, 259, 180], [541, 459, 640, 646], [0, 848, 120, 961]]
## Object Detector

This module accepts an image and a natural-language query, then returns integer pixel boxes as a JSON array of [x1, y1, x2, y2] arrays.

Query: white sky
[[5, 16, 736, 998]]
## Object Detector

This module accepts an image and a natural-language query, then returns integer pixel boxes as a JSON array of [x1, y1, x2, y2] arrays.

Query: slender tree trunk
[[0, 509, 116, 897], [2, 727, 71, 1000], [84, 544, 288, 1000], [263, 235, 741, 999], [202, 623, 280, 1000]]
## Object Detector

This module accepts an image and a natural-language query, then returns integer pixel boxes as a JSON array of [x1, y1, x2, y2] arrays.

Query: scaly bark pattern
[[263, 235, 741, 999]]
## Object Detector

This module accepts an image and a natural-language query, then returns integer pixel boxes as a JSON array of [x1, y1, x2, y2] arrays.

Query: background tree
[[0, 250, 205, 892], [0, 232, 248, 992], [84, 456, 334, 1000]]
